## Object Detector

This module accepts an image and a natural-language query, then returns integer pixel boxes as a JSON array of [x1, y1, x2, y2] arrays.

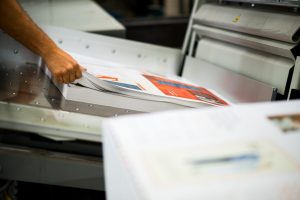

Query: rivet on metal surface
[[137, 54, 142, 58], [24, 80, 28, 84], [58, 40, 63, 44], [13, 49, 18, 54], [85, 44, 90, 49], [114, 114, 118, 117], [12, 92, 16, 95], [35, 101, 40, 105], [89, 104, 93, 107], [163, 58, 167, 63], [112, 49, 116, 54], [40, 117, 45, 122], [51, 98, 56, 102], [75, 108, 80, 111], [20, 72, 23, 76], [125, 110, 129, 113], [16, 107, 21, 111]]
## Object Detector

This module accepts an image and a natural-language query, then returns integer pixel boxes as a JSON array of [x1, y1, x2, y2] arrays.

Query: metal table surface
[[0, 63, 141, 191], [0, 63, 141, 117]]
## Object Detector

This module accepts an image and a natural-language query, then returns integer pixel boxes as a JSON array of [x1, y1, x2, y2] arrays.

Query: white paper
[[76, 64, 230, 107], [103, 100, 300, 200]]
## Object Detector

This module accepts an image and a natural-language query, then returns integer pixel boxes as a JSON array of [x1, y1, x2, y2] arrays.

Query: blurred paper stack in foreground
[[103, 100, 300, 200]]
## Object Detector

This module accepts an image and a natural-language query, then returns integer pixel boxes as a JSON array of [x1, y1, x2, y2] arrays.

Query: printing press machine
[[0, 0, 300, 192]]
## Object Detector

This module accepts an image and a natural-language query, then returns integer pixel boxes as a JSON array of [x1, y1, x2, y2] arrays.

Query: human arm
[[0, 0, 83, 83]]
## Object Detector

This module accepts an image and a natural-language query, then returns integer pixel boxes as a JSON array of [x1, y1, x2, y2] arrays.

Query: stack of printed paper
[[103, 100, 300, 200], [79, 65, 229, 108]]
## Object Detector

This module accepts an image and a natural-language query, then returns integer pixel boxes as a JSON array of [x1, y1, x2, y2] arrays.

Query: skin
[[0, 0, 84, 84]]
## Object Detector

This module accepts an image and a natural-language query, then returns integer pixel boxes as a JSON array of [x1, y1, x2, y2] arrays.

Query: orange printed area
[[96, 75, 118, 81], [143, 74, 229, 106]]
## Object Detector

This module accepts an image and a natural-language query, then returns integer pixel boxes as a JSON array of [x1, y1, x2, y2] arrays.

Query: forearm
[[0, 0, 58, 58], [0, 0, 83, 84]]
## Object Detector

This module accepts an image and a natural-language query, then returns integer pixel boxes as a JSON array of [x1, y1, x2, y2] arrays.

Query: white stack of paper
[[103, 100, 300, 200], [77, 65, 230, 108]]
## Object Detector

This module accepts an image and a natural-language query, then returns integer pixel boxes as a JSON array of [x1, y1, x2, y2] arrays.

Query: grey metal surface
[[182, 0, 202, 55], [194, 38, 294, 95], [220, 0, 300, 7], [0, 61, 140, 191], [193, 24, 297, 60], [19, 0, 125, 37], [0, 62, 131, 190], [0, 143, 104, 191], [289, 56, 300, 99], [42, 25, 183, 76], [0, 63, 141, 118], [0, 101, 103, 142], [182, 56, 276, 103], [0, 25, 183, 191], [0, 25, 183, 113]]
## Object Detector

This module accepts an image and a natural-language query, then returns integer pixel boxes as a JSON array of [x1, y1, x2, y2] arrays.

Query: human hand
[[44, 48, 84, 84]]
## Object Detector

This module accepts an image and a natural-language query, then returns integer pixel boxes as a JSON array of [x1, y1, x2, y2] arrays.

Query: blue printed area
[[191, 153, 259, 165], [105, 81, 142, 90], [157, 80, 200, 91]]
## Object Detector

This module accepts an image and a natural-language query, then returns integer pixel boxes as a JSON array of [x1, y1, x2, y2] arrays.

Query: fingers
[[63, 64, 79, 83], [80, 66, 87, 72], [53, 64, 81, 84], [62, 69, 70, 84], [75, 65, 83, 79], [70, 70, 76, 83], [57, 75, 63, 84], [45, 48, 84, 84]]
